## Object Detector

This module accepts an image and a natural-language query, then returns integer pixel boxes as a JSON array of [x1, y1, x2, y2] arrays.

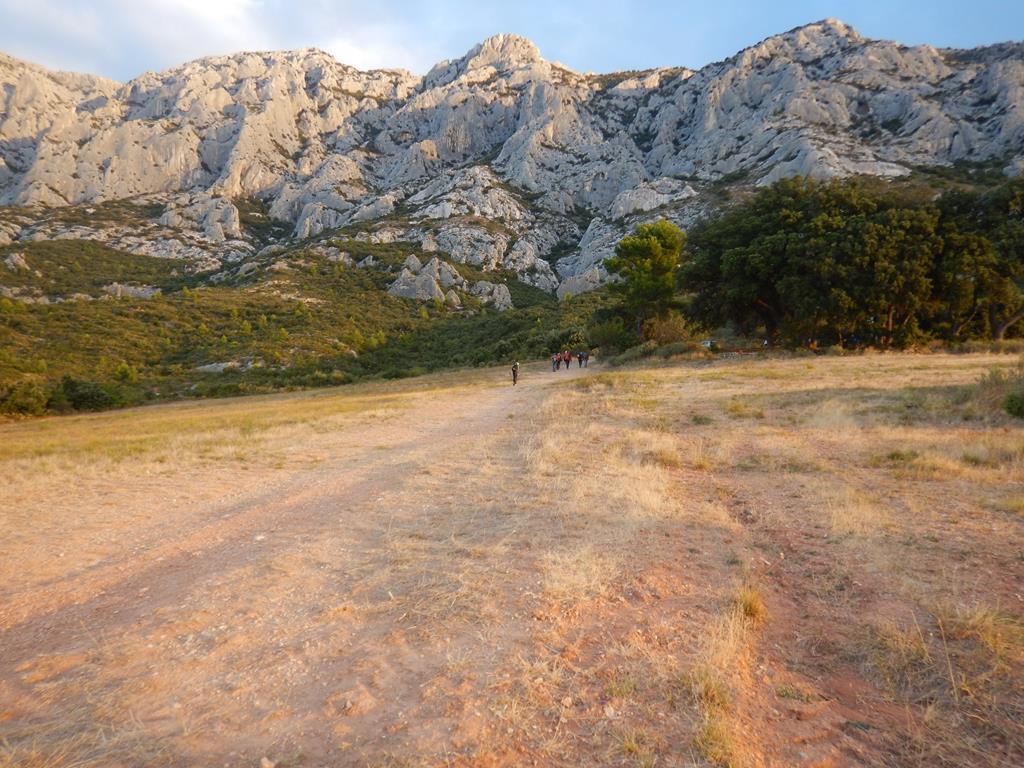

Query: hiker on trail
[[511, 360, 519, 386], [577, 351, 584, 368], [562, 350, 571, 370], [583, 350, 589, 368], [552, 353, 560, 371]]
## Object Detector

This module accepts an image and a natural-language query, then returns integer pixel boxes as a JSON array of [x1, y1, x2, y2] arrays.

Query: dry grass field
[[1, 353, 1022, 767]]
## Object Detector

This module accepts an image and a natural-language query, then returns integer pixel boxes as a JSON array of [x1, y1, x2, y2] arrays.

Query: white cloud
[[106, 0, 276, 72], [322, 27, 439, 73], [0, 0, 1019, 82], [0, 0, 457, 78]]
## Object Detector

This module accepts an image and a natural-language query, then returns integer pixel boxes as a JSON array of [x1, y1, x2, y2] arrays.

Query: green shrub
[[607, 341, 658, 366], [542, 326, 587, 353], [1004, 390, 1024, 419], [53, 376, 120, 411], [653, 341, 701, 358], [976, 358, 1024, 413], [115, 361, 139, 383], [565, 327, 588, 349], [1, 381, 49, 415], [587, 317, 633, 353], [643, 312, 698, 346]]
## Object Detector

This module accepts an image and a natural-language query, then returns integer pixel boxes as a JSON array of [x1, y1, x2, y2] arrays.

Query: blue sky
[[0, 0, 1022, 80]]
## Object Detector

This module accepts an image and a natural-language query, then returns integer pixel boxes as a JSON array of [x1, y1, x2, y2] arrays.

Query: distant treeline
[[681, 176, 1024, 346]]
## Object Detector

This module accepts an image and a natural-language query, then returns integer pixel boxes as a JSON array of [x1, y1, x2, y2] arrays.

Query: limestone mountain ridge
[[1, 19, 1022, 297]]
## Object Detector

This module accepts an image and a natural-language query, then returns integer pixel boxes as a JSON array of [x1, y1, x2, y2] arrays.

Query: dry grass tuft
[[620, 728, 655, 767], [933, 602, 1024, 660], [573, 372, 623, 392], [994, 496, 1024, 517], [0, 715, 173, 768], [819, 483, 888, 537], [606, 675, 638, 699], [723, 397, 764, 420], [686, 663, 731, 712], [775, 683, 814, 702], [867, 619, 934, 696], [683, 583, 768, 767], [541, 545, 619, 603], [958, 435, 1024, 468], [694, 715, 743, 768], [688, 437, 715, 471], [865, 604, 1024, 766], [732, 583, 767, 625], [648, 445, 684, 468]]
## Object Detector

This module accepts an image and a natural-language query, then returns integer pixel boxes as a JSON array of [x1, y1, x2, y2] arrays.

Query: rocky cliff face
[[2, 20, 1022, 293]]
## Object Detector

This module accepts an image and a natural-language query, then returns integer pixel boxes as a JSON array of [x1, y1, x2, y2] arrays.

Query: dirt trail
[[0, 362, 599, 766], [3, 354, 1020, 768]]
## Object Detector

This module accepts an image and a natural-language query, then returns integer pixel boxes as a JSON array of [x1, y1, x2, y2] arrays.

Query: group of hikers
[[551, 349, 589, 371], [509, 349, 591, 386]]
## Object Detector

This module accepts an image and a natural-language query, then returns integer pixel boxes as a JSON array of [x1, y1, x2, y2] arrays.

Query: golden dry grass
[[579, 351, 1023, 766], [2, 352, 1021, 767], [686, 591, 763, 768]]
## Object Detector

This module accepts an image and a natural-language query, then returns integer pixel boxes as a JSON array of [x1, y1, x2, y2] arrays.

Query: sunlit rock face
[[2, 20, 1022, 293]]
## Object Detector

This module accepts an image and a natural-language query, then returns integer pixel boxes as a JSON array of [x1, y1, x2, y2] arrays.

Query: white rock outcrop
[[4, 252, 28, 271], [556, 267, 605, 300], [387, 268, 445, 301], [102, 282, 161, 298], [419, 257, 467, 289], [470, 280, 513, 311], [0, 21, 1021, 298]]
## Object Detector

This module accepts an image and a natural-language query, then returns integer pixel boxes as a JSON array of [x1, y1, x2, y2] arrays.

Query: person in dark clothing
[[577, 351, 584, 368], [511, 360, 519, 386]]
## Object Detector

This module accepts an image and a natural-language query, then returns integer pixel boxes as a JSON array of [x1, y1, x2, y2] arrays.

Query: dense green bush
[[652, 341, 702, 359], [681, 176, 1024, 346], [643, 311, 699, 346], [607, 341, 658, 366], [544, 326, 587, 353], [0, 381, 49, 415], [1004, 390, 1024, 419], [587, 317, 633, 353], [51, 376, 123, 411]]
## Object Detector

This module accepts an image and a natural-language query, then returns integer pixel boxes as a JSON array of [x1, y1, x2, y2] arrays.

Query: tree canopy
[[679, 176, 1024, 345], [604, 219, 686, 335]]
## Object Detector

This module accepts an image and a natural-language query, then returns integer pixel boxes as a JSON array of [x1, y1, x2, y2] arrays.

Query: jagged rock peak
[[422, 33, 546, 89], [733, 18, 864, 65], [0, 50, 120, 89], [2, 19, 1022, 299], [463, 33, 544, 70], [786, 18, 862, 42], [135, 47, 377, 79]]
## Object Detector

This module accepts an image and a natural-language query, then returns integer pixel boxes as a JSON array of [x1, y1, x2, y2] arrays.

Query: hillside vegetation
[[683, 174, 1024, 346], [2, 169, 1023, 417], [0, 235, 610, 415]]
